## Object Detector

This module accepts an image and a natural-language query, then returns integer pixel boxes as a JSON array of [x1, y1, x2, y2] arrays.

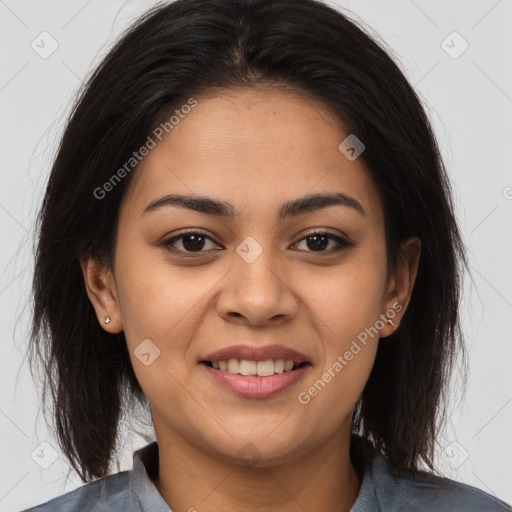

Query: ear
[[79, 254, 123, 334], [380, 236, 421, 338]]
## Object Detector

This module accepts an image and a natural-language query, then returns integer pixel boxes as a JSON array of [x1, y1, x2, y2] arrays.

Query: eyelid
[[160, 228, 353, 255], [292, 229, 353, 252], [161, 228, 221, 252]]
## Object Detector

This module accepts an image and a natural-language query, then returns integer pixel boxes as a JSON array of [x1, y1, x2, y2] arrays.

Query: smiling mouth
[[201, 359, 310, 377]]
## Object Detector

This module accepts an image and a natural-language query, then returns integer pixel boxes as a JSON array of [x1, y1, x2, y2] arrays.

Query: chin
[[208, 435, 312, 468]]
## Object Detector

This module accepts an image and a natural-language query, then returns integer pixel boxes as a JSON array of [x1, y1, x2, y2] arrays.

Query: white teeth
[[273, 359, 285, 373], [210, 358, 300, 376], [256, 359, 275, 377], [239, 360, 256, 375], [227, 358, 239, 373]]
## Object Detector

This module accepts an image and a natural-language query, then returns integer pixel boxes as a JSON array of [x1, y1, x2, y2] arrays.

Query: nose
[[215, 244, 299, 326]]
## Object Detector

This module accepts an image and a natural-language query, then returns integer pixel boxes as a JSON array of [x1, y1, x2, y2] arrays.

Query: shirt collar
[[129, 440, 385, 512], [130, 441, 172, 511]]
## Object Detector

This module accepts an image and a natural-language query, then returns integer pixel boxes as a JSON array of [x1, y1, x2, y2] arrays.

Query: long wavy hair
[[27, 0, 469, 482]]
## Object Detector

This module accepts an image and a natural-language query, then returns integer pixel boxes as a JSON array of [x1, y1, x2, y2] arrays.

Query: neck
[[153, 427, 361, 512]]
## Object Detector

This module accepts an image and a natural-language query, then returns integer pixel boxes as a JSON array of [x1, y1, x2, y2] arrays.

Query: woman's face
[[83, 87, 420, 467]]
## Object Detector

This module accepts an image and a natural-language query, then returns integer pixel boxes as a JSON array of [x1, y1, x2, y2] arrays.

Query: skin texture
[[80, 86, 421, 512]]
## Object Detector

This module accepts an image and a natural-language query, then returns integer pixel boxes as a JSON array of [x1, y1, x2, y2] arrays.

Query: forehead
[[120, 87, 383, 225]]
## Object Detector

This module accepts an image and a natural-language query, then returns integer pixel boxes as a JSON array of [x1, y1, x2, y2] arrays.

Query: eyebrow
[[141, 192, 366, 220]]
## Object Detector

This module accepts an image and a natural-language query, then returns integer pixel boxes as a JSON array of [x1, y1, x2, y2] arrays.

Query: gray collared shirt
[[21, 441, 511, 511]]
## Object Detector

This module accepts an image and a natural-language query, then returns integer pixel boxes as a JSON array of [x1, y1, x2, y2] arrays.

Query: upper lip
[[202, 344, 310, 363]]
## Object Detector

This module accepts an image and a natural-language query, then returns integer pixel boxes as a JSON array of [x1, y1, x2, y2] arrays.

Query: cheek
[[298, 256, 384, 402], [114, 236, 202, 337], [306, 256, 386, 340], [297, 278, 382, 431], [112, 241, 232, 395], [113, 256, 204, 411]]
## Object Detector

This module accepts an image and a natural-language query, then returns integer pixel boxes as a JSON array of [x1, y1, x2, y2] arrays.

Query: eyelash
[[161, 229, 353, 256]]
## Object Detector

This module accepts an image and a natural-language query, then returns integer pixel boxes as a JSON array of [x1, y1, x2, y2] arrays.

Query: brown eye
[[162, 231, 220, 254], [294, 231, 353, 253]]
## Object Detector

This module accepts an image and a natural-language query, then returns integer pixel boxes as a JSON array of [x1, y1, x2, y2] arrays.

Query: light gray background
[[1, 0, 511, 510]]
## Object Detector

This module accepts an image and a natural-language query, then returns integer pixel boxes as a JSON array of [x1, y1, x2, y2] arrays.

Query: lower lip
[[200, 363, 311, 399]]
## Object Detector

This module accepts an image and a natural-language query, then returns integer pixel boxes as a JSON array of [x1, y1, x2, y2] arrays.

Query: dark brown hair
[[27, 0, 468, 482]]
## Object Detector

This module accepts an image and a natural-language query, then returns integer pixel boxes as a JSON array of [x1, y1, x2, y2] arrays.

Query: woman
[[23, 0, 511, 510]]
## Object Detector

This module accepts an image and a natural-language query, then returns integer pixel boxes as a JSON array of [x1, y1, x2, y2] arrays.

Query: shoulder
[[19, 469, 135, 512], [396, 471, 512, 511], [370, 454, 511, 511], [20, 440, 164, 512]]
